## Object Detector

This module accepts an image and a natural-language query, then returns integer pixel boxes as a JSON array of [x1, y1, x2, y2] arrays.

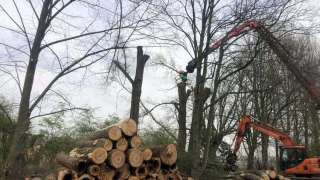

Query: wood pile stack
[[48, 118, 187, 180], [222, 170, 291, 180]]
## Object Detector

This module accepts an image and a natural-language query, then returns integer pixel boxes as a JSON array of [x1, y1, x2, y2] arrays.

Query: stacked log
[[222, 170, 291, 180], [51, 118, 190, 180]]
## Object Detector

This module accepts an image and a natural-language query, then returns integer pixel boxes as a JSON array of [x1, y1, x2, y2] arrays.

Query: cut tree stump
[[127, 148, 144, 167], [116, 137, 128, 151], [88, 126, 122, 141], [107, 149, 126, 168], [116, 118, 137, 136], [151, 144, 177, 165], [56, 152, 87, 173]]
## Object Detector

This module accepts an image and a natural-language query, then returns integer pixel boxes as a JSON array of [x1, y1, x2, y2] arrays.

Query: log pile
[[222, 170, 291, 180], [50, 118, 188, 180]]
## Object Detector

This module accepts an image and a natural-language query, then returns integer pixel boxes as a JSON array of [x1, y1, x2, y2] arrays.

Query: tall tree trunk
[[130, 46, 149, 124], [261, 135, 269, 169], [5, 1, 52, 179], [176, 82, 190, 162]]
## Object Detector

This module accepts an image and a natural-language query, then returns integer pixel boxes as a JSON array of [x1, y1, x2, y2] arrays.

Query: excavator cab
[[280, 146, 307, 171]]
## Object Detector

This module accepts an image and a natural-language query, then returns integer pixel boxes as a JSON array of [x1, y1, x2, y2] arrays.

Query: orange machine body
[[232, 116, 320, 177]]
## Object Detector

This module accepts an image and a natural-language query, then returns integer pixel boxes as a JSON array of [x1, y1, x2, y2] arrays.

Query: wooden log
[[127, 148, 144, 168], [151, 144, 177, 166], [146, 157, 161, 174], [78, 138, 113, 151], [104, 138, 113, 151], [78, 174, 94, 180], [88, 165, 100, 177], [133, 164, 148, 179], [99, 168, 115, 180], [69, 147, 108, 164], [107, 149, 126, 168], [129, 135, 142, 148], [57, 168, 74, 180], [128, 176, 140, 180], [56, 152, 87, 173], [116, 137, 128, 151], [116, 118, 137, 136], [115, 163, 130, 179], [142, 148, 153, 161], [88, 126, 122, 141], [266, 170, 277, 179]]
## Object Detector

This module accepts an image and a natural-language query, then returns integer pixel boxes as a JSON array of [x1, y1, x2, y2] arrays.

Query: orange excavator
[[226, 115, 320, 178], [183, 20, 320, 178]]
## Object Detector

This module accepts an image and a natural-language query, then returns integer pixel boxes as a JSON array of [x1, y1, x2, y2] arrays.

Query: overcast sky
[[0, 0, 320, 130]]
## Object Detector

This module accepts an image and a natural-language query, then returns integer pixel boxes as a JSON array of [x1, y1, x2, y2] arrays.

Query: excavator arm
[[225, 115, 302, 171], [232, 115, 296, 154], [185, 20, 320, 108]]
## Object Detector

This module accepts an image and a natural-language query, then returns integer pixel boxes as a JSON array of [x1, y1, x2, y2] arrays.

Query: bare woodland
[[0, 0, 319, 180]]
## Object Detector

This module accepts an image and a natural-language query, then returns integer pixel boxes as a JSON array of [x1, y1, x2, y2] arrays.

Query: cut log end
[[116, 137, 128, 151], [127, 149, 144, 168], [107, 126, 122, 141], [115, 163, 130, 179], [88, 165, 100, 177], [130, 136, 142, 148], [108, 149, 126, 168], [142, 148, 153, 161], [88, 147, 108, 164], [118, 118, 137, 136], [104, 138, 113, 151]]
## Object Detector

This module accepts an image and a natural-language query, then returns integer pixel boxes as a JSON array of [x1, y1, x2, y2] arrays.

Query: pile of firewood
[[223, 170, 291, 180], [46, 118, 187, 180]]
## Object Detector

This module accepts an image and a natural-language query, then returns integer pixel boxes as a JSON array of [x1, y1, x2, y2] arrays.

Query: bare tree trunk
[[261, 135, 269, 169], [5, 1, 52, 178], [176, 82, 190, 157], [130, 46, 149, 124]]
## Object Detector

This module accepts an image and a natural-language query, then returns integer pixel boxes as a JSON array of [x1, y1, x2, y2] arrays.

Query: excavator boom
[[186, 20, 320, 108]]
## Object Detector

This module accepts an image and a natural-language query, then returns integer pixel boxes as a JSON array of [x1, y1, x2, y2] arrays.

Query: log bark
[[88, 165, 100, 177], [69, 147, 108, 164], [240, 173, 264, 180], [127, 148, 144, 167], [266, 170, 277, 179], [129, 135, 142, 148], [88, 126, 122, 141], [142, 148, 153, 161], [107, 149, 126, 168], [116, 137, 128, 151], [56, 152, 87, 173], [78, 138, 113, 151], [116, 118, 137, 137], [151, 144, 177, 165]]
